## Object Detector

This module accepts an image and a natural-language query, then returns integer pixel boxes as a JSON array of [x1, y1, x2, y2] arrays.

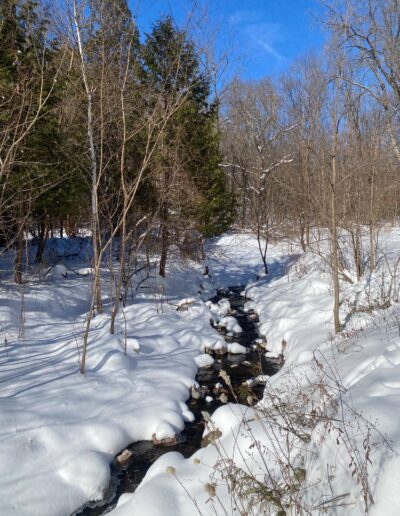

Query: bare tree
[[324, 0, 400, 162], [222, 79, 297, 273], [73, 0, 103, 317]]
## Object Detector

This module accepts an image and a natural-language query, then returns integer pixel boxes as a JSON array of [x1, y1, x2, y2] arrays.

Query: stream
[[74, 286, 282, 516]]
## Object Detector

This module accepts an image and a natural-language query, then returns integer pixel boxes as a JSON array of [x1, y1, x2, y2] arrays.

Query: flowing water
[[74, 286, 282, 516]]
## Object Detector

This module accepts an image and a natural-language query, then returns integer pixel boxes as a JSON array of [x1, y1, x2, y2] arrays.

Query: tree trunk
[[159, 209, 168, 278], [14, 225, 24, 284], [159, 163, 169, 277], [350, 226, 363, 282], [299, 220, 307, 252], [35, 222, 48, 264], [369, 165, 377, 272], [331, 153, 341, 334], [74, 0, 102, 374], [256, 225, 268, 275]]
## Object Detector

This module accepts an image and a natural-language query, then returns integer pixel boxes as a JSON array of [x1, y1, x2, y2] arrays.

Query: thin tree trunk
[[331, 152, 341, 334], [350, 226, 363, 282], [74, 0, 102, 318], [14, 225, 24, 284], [369, 165, 377, 272], [35, 222, 48, 264], [74, 0, 102, 374], [256, 224, 268, 274], [355, 228, 362, 281], [110, 215, 126, 335], [159, 205, 168, 278], [159, 158, 169, 278], [299, 220, 307, 252], [80, 288, 97, 375], [110, 48, 131, 336], [302, 147, 311, 250]]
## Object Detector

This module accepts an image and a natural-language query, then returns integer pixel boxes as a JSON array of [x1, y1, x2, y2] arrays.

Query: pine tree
[[141, 16, 234, 275], [0, 0, 63, 278]]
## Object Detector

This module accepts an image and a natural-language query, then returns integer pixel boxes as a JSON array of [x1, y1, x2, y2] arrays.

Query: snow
[[206, 298, 231, 318], [254, 374, 269, 383], [3, 229, 400, 515], [106, 228, 400, 515], [0, 240, 220, 515], [194, 353, 214, 368], [217, 315, 242, 334], [205, 232, 268, 286], [265, 350, 281, 358], [369, 456, 400, 516], [175, 297, 196, 308], [227, 342, 248, 354]]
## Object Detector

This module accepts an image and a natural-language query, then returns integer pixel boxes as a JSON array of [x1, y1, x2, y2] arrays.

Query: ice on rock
[[206, 298, 231, 324], [194, 354, 214, 368], [227, 343, 248, 354], [218, 316, 242, 334], [182, 410, 195, 422], [217, 298, 231, 315], [243, 301, 254, 313], [213, 340, 227, 353], [265, 351, 281, 359], [153, 421, 180, 441], [255, 374, 269, 383], [177, 297, 196, 307]]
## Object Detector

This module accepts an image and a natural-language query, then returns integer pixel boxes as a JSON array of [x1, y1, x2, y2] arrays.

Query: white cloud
[[244, 21, 284, 60], [229, 10, 285, 62]]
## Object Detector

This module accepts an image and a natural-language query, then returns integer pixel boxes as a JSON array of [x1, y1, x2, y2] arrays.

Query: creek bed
[[74, 286, 281, 516]]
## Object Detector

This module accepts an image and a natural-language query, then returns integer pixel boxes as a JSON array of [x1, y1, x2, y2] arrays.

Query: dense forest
[[1, 1, 399, 339]]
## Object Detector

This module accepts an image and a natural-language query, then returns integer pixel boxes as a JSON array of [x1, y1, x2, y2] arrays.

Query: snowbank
[[4, 229, 400, 515], [109, 229, 400, 515], [0, 242, 222, 516]]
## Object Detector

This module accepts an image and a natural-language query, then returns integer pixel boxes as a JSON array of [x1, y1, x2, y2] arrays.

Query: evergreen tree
[[0, 1, 68, 272], [0, 1, 42, 265], [141, 17, 234, 274]]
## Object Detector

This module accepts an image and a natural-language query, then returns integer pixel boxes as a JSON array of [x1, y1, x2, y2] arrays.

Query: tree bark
[[73, 0, 102, 319], [330, 151, 341, 334], [159, 206, 169, 278], [35, 222, 48, 264], [14, 225, 24, 284]]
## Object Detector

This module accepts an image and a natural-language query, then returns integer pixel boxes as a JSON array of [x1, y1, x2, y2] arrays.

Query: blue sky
[[131, 0, 325, 80]]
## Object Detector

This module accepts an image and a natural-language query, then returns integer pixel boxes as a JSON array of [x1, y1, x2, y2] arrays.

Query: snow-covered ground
[[110, 229, 400, 516], [2, 230, 400, 515], [0, 239, 232, 516]]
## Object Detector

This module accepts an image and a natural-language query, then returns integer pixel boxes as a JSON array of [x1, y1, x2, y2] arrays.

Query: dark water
[[73, 287, 281, 516]]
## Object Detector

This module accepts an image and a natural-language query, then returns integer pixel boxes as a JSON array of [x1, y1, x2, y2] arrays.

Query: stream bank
[[74, 286, 282, 516]]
